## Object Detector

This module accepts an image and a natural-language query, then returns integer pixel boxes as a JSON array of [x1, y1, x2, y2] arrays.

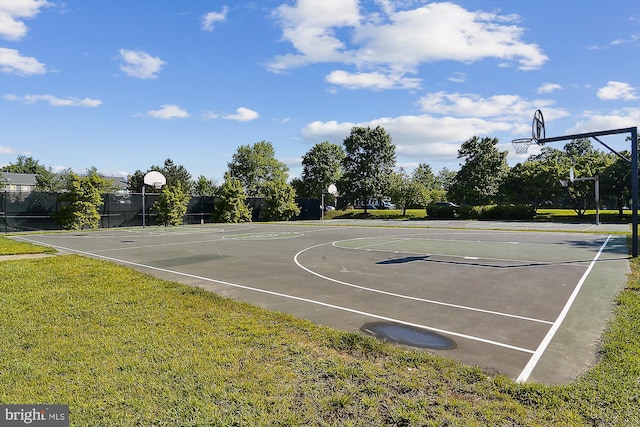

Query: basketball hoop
[[511, 137, 536, 154]]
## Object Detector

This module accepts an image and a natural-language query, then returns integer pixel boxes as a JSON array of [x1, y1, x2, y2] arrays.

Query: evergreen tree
[[212, 173, 251, 223], [56, 170, 108, 230], [153, 183, 190, 226]]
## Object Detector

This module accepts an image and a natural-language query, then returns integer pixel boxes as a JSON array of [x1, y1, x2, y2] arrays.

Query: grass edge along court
[[1, 234, 640, 426]]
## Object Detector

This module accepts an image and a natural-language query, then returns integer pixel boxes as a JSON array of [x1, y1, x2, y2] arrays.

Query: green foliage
[[426, 204, 459, 219], [262, 179, 301, 221], [227, 141, 289, 197], [152, 184, 190, 226], [387, 169, 430, 215], [56, 170, 108, 230], [448, 136, 509, 206], [300, 141, 345, 200], [412, 163, 436, 189], [128, 159, 192, 194], [212, 174, 252, 223], [1, 155, 47, 174], [35, 167, 73, 192], [192, 175, 217, 196], [500, 160, 560, 212], [339, 126, 396, 212], [157, 158, 192, 191]]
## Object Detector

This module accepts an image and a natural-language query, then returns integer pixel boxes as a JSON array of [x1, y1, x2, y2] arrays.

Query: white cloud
[[0, 0, 50, 40], [301, 90, 571, 161], [326, 69, 420, 90], [5, 93, 102, 107], [119, 49, 165, 79], [537, 83, 562, 94], [448, 72, 466, 83], [270, 1, 547, 89], [145, 104, 189, 119], [0, 145, 17, 155], [224, 107, 259, 122], [597, 81, 638, 101], [202, 6, 228, 31], [0, 47, 46, 75], [201, 111, 220, 121], [417, 91, 560, 119], [567, 108, 640, 134]]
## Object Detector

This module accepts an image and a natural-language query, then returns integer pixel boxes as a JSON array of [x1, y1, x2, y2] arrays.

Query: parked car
[[382, 201, 396, 209], [434, 201, 459, 208], [324, 205, 335, 211]]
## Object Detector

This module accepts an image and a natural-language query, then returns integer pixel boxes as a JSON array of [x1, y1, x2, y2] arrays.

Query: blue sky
[[1, 0, 639, 183]]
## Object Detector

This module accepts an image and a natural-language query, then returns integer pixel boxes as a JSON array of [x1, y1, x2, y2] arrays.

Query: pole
[[142, 186, 146, 228], [595, 175, 600, 226], [632, 127, 638, 257]]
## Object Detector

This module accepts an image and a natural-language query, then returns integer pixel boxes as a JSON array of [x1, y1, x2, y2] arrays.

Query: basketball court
[[12, 220, 629, 384]]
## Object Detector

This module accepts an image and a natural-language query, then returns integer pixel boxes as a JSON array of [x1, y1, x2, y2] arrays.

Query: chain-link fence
[[1, 191, 320, 232]]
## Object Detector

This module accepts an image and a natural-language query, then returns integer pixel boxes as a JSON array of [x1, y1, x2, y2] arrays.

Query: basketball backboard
[[144, 171, 166, 188]]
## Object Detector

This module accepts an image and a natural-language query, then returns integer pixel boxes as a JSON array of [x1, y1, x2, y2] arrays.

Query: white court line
[[295, 242, 553, 325], [516, 234, 613, 383], [354, 238, 411, 250], [13, 236, 535, 355]]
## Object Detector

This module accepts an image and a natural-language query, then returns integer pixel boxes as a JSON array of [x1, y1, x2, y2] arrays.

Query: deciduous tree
[[300, 141, 345, 201], [448, 136, 508, 205], [228, 141, 289, 197], [339, 126, 396, 212]]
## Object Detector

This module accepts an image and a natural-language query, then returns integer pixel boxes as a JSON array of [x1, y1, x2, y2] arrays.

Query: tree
[[35, 168, 73, 192], [339, 126, 396, 213], [227, 141, 289, 197], [500, 160, 560, 213], [127, 160, 192, 194], [1, 155, 47, 174], [127, 170, 145, 193], [153, 183, 190, 226], [158, 158, 192, 191], [387, 170, 430, 215], [562, 139, 613, 216], [193, 175, 217, 196], [56, 169, 108, 230], [601, 150, 632, 215], [412, 163, 435, 190], [262, 179, 300, 221], [300, 141, 345, 201], [212, 173, 251, 223], [432, 167, 456, 201], [448, 136, 508, 205]]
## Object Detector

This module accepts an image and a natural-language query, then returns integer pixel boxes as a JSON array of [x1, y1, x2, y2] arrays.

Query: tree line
[[2, 126, 635, 229]]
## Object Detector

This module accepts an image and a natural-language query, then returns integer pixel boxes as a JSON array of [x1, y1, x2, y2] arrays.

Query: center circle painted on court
[[223, 232, 304, 240]]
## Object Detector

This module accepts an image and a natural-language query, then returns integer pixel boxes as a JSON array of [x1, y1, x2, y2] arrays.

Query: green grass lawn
[[2, 235, 640, 425]]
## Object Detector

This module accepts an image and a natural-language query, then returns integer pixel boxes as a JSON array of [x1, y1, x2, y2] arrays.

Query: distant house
[[1, 173, 37, 192], [1, 172, 127, 192]]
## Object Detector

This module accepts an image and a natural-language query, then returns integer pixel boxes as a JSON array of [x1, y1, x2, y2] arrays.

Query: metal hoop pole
[[632, 127, 638, 257]]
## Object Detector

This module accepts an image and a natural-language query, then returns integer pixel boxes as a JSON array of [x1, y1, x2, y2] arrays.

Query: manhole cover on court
[[361, 322, 457, 350]]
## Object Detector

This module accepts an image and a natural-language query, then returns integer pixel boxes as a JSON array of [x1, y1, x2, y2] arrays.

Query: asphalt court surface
[[14, 221, 630, 384]]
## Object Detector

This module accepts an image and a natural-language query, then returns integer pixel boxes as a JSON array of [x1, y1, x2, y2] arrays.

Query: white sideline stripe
[[515, 234, 613, 383], [14, 237, 535, 355], [295, 242, 553, 325]]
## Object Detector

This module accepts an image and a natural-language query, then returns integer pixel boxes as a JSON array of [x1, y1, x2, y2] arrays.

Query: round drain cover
[[361, 322, 456, 350]]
